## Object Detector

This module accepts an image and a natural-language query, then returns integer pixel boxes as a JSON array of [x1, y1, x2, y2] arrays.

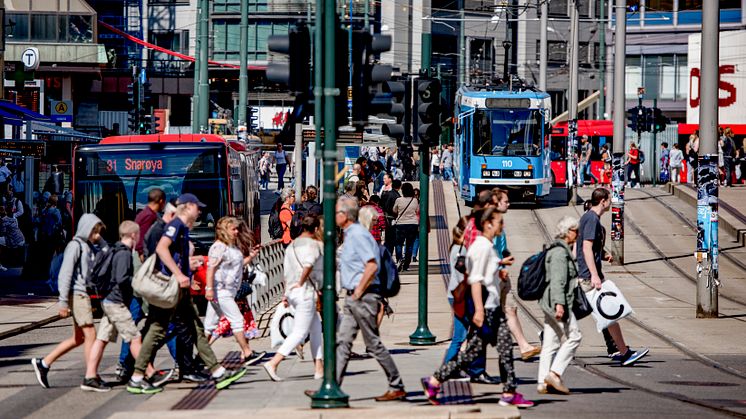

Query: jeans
[[135, 290, 219, 375], [412, 238, 419, 260], [442, 167, 453, 181], [395, 224, 418, 269], [580, 162, 598, 185], [260, 171, 270, 189], [277, 287, 323, 359], [204, 289, 245, 335], [445, 298, 486, 377], [276, 163, 287, 190], [627, 163, 641, 187], [538, 312, 582, 382], [337, 294, 403, 390], [723, 157, 733, 186], [384, 223, 402, 262]]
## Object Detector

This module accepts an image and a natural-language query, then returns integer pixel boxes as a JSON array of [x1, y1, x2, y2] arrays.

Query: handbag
[[571, 285, 593, 320], [291, 242, 322, 313], [235, 265, 256, 300], [454, 245, 467, 274], [132, 254, 179, 309]]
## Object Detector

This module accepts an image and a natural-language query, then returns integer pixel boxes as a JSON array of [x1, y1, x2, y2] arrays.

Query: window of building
[[625, 56, 642, 99], [149, 0, 190, 4], [548, 0, 568, 17], [31, 14, 57, 41], [214, 0, 268, 13], [626, 54, 688, 100], [6, 13, 29, 40], [679, 0, 740, 10], [213, 21, 289, 61], [5, 11, 92, 42], [578, 0, 590, 17], [536, 40, 568, 66], [646, 0, 673, 11]]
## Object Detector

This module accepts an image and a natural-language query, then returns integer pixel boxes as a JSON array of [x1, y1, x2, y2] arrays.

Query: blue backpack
[[377, 245, 400, 298]]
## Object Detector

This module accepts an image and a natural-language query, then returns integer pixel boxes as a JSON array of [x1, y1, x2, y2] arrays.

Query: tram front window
[[74, 146, 228, 243], [473, 109, 543, 156]]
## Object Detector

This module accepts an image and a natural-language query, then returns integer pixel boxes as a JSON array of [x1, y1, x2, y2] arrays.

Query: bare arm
[[471, 282, 485, 327], [582, 239, 602, 289], [156, 236, 189, 287]]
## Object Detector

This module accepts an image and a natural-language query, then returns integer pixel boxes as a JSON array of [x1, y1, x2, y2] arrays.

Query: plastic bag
[[269, 303, 296, 348], [250, 264, 268, 287], [586, 280, 634, 333]]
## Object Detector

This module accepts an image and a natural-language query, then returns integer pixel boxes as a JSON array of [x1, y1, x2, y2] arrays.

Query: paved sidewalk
[[0, 295, 60, 340]]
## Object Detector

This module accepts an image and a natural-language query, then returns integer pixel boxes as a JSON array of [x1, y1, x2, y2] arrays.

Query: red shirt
[[629, 149, 640, 165], [134, 206, 159, 256], [364, 203, 386, 243], [463, 217, 481, 249]]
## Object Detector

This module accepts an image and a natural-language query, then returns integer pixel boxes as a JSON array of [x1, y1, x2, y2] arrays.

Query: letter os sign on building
[[687, 30, 746, 125]]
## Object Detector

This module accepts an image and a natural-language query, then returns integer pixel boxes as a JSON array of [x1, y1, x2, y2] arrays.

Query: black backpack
[[268, 207, 285, 239], [639, 150, 646, 164], [377, 245, 400, 298], [85, 241, 118, 298], [517, 243, 560, 301]]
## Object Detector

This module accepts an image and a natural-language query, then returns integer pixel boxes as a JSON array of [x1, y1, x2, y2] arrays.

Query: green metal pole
[[409, 29, 436, 346], [197, 0, 210, 132], [652, 98, 657, 186], [238, 0, 248, 127], [311, 0, 349, 408], [192, 4, 201, 132], [314, 0, 323, 150], [599, 0, 606, 118]]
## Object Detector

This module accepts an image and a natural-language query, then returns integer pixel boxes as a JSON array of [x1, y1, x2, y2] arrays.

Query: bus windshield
[[75, 145, 228, 243], [473, 108, 543, 156]]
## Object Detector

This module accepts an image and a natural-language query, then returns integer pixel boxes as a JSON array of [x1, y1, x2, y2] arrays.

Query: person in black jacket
[[381, 179, 402, 261], [83, 221, 158, 392]]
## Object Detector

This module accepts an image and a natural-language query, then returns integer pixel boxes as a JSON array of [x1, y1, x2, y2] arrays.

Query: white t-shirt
[[431, 154, 441, 170], [208, 242, 244, 293], [284, 237, 323, 296], [448, 245, 466, 298], [466, 235, 500, 310]]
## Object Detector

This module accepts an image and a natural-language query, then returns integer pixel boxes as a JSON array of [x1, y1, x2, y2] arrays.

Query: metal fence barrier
[[250, 239, 286, 316]]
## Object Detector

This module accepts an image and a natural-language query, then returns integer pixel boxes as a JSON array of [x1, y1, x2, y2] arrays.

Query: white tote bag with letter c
[[585, 280, 634, 333]]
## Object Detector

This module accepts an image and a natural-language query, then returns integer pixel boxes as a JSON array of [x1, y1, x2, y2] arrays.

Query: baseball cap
[[177, 193, 206, 207]]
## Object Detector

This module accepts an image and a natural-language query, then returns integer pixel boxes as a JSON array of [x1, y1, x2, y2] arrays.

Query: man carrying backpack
[[578, 188, 649, 366], [31, 214, 106, 390], [84, 221, 160, 392]]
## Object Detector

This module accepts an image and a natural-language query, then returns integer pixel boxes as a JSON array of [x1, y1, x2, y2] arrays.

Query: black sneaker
[[31, 358, 50, 388], [81, 377, 111, 392], [149, 369, 175, 388], [214, 368, 247, 390], [470, 372, 501, 385], [243, 350, 267, 366], [180, 371, 211, 383], [126, 378, 164, 394]]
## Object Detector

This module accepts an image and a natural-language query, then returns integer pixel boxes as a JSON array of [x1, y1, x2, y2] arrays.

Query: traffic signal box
[[381, 77, 409, 142], [627, 106, 668, 134], [127, 79, 140, 134], [350, 30, 393, 128], [413, 75, 442, 147], [266, 24, 311, 94]]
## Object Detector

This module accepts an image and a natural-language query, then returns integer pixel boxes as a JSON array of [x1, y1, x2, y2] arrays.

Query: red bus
[[73, 134, 261, 249], [550, 120, 613, 186]]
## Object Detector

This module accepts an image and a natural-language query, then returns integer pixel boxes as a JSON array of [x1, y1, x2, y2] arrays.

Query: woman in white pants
[[204, 217, 264, 365], [537, 216, 583, 395], [263, 214, 324, 381]]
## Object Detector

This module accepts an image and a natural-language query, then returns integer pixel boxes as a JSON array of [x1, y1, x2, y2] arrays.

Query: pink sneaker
[[498, 392, 534, 408], [420, 377, 440, 405]]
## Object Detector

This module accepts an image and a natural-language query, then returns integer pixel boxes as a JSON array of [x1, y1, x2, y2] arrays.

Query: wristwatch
[[205, 287, 213, 290]]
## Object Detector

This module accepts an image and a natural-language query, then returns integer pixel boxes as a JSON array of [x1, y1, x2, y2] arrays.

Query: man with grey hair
[[333, 196, 406, 401]]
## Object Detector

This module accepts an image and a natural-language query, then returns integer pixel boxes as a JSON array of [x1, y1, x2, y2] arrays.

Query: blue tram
[[453, 87, 552, 204]]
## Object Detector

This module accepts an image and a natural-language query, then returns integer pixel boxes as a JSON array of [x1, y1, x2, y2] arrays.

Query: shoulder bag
[[133, 254, 179, 309]]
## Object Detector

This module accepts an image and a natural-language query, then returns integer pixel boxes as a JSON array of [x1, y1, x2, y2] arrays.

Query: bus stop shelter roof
[[0, 101, 51, 124]]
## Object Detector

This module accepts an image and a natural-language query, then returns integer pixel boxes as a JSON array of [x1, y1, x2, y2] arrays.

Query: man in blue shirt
[[335, 196, 406, 401]]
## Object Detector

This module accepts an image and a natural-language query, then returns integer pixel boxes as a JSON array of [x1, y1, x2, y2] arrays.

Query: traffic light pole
[[696, 0, 719, 318], [409, 24, 436, 346], [197, 0, 210, 132], [192, 13, 201, 133], [238, 0, 248, 128], [567, 0, 579, 207], [610, 0, 626, 265], [311, 0, 349, 408], [652, 98, 657, 186]]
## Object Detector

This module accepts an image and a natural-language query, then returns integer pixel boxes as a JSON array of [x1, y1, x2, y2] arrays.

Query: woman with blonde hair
[[204, 216, 264, 365]]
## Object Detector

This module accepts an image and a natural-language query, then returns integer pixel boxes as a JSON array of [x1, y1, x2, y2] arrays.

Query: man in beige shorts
[[84, 221, 159, 392], [32, 214, 105, 390]]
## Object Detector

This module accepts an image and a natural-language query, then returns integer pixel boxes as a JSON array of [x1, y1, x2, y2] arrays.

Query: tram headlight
[[524, 170, 532, 177]]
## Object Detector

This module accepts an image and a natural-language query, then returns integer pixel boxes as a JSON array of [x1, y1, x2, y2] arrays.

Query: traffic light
[[266, 23, 311, 94], [127, 80, 140, 134], [350, 31, 393, 127], [642, 106, 654, 133], [248, 106, 259, 133], [413, 75, 442, 147], [153, 113, 164, 134], [335, 26, 350, 129], [381, 78, 409, 141], [652, 107, 669, 133], [141, 114, 153, 134], [142, 81, 152, 106], [627, 106, 641, 134]]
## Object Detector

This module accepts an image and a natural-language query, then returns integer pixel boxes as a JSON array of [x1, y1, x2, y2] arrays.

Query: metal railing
[[249, 239, 286, 315]]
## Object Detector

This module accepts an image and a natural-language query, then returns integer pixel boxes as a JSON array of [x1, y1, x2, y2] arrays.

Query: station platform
[[669, 183, 746, 245]]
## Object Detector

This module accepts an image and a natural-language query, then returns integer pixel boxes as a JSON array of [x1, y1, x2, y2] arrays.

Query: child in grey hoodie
[[31, 213, 106, 389]]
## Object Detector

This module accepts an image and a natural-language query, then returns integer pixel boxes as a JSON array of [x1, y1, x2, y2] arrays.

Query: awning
[[0, 100, 51, 123], [31, 121, 100, 142], [678, 123, 746, 136]]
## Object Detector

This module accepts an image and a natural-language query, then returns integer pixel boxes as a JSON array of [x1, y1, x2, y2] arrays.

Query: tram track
[[526, 208, 746, 417], [441, 184, 746, 416], [633, 187, 746, 274]]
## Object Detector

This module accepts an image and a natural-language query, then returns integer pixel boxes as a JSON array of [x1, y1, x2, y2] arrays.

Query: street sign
[[21, 47, 40, 71], [0, 141, 46, 157], [302, 129, 363, 143], [50, 100, 73, 123]]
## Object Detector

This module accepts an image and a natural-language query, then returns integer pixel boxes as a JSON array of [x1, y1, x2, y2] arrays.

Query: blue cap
[[176, 193, 206, 208]]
